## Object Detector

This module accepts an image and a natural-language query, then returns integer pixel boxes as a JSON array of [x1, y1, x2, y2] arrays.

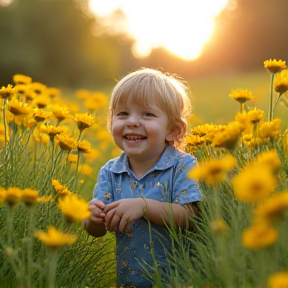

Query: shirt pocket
[[144, 182, 171, 202]]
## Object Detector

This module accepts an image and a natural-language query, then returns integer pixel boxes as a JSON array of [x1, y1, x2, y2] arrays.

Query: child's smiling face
[[111, 96, 176, 164]]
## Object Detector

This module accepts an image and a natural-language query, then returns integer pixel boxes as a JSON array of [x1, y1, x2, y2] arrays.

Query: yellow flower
[[0, 187, 22, 206], [253, 192, 288, 223], [14, 84, 28, 96], [232, 165, 276, 203], [84, 92, 108, 110], [23, 116, 37, 129], [259, 119, 281, 140], [0, 84, 15, 100], [58, 193, 91, 222], [32, 94, 50, 109], [267, 271, 288, 288], [242, 222, 278, 249], [51, 179, 72, 197], [74, 113, 95, 132], [229, 89, 254, 103], [51, 105, 71, 122], [184, 134, 204, 154], [25, 90, 34, 103], [22, 189, 39, 206], [33, 132, 50, 145], [264, 59, 286, 74], [192, 123, 225, 137], [40, 124, 66, 139], [84, 148, 100, 163], [78, 139, 92, 154], [76, 89, 90, 100], [52, 179, 68, 193], [242, 134, 266, 147], [79, 164, 93, 176], [247, 108, 264, 124], [33, 108, 52, 122], [55, 133, 78, 152], [212, 121, 244, 149], [34, 226, 77, 250], [96, 128, 113, 142], [185, 134, 204, 145], [29, 82, 47, 95], [37, 195, 53, 203], [211, 218, 228, 234], [67, 102, 79, 114], [274, 69, 288, 94], [7, 97, 33, 116], [188, 155, 236, 185], [256, 150, 281, 175], [46, 87, 60, 99], [235, 111, 248, 126], [0, 123, 9, 143], [13, 74, 32, 85], [192, 124, 226, 145], [68, 153, 78, 163]]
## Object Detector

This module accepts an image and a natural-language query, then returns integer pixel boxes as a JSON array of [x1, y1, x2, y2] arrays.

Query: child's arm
[[82, 200, 107, 237], [139, 198, 199, 229], [103, 198, 200, 233]]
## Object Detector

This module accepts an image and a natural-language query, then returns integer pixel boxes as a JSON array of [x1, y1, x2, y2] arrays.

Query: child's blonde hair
[[108, 68, 192, 148]]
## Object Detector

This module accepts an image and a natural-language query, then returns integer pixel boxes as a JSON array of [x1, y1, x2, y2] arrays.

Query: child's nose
[[126, 117, 140, 128]]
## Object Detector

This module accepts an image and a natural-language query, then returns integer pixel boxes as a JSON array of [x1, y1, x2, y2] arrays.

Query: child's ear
[[165, 125, 181, 142]]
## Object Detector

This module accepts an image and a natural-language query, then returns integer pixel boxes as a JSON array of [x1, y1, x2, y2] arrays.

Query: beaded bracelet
[[140, 196, 148, 214]]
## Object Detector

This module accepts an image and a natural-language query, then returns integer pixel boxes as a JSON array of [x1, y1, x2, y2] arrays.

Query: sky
[[88, 0, 237, 61]]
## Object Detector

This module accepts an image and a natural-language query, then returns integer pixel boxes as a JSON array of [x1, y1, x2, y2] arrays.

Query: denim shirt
[[92, 145, 201, 287]]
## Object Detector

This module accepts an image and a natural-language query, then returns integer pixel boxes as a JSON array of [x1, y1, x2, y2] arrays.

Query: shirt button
[[131, 180, 137, 188]]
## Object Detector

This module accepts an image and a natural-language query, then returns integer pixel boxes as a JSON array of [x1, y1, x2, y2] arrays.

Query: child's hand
[[103, 198, 146, 233], [88, 200, 106, 224]]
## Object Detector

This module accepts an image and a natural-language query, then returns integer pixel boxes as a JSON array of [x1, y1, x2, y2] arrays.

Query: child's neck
[[128, 157, 159, 179]]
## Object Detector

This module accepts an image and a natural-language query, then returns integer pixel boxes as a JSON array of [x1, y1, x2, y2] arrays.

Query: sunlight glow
[[88, 0, 230, 61], [0, 0, 13, 6]]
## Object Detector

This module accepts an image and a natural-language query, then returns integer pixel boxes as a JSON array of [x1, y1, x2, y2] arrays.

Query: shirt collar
[[110, 145, 178, 174]]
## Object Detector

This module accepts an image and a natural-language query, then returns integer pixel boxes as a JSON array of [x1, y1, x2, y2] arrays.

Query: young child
[[83, 68, 201, 288]]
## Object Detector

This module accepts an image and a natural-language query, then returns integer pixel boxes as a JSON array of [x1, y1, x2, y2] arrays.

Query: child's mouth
[[124, 135, 146, 141]]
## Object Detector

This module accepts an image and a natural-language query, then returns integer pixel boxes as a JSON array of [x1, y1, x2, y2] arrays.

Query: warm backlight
[[88, 0, 230, 61]]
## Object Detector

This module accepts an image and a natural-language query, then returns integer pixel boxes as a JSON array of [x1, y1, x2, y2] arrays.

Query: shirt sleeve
[[172, 153, 201, 205], [91, 164, 114, 205]]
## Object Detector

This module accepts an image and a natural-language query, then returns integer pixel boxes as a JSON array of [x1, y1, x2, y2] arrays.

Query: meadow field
[[191, 70, 281, 124], [1, 61, 288, 288]]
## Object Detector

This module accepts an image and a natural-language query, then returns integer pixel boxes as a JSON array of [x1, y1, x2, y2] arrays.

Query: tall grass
[[1, 61, 288, 288], [0, 83, 118, 288], [159, 61, 288, 288]]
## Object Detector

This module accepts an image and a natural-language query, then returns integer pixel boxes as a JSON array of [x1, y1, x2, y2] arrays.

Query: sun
[[88, 0, 231, 61]]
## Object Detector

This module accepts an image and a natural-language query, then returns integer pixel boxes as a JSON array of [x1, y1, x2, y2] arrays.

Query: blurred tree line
[[139, 0, 288, 79], [1, 0, 288, 89], [0, 0, 131, 89]]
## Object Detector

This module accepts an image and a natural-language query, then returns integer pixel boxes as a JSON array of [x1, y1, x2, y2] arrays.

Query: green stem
[[51, 150, 63, 179], [22, 125, 36, 154], [48, 250, 59, 288], [273, 92, 283, 114], [70, 151, 81, 190], [240, 102, 245, 114], [26, 206, 36, 288], [77, 130, 83, 141], [2, 98, 8, 145], [42, 149, 63, 192], [6, 205, 15, 248], [268, 73, 275, 122], [2, 99, 10, 188]]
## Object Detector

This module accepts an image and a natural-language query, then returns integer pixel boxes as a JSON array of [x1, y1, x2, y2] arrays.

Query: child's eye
[[117, 111, 128, 116], [143, 112, 155, 117]]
